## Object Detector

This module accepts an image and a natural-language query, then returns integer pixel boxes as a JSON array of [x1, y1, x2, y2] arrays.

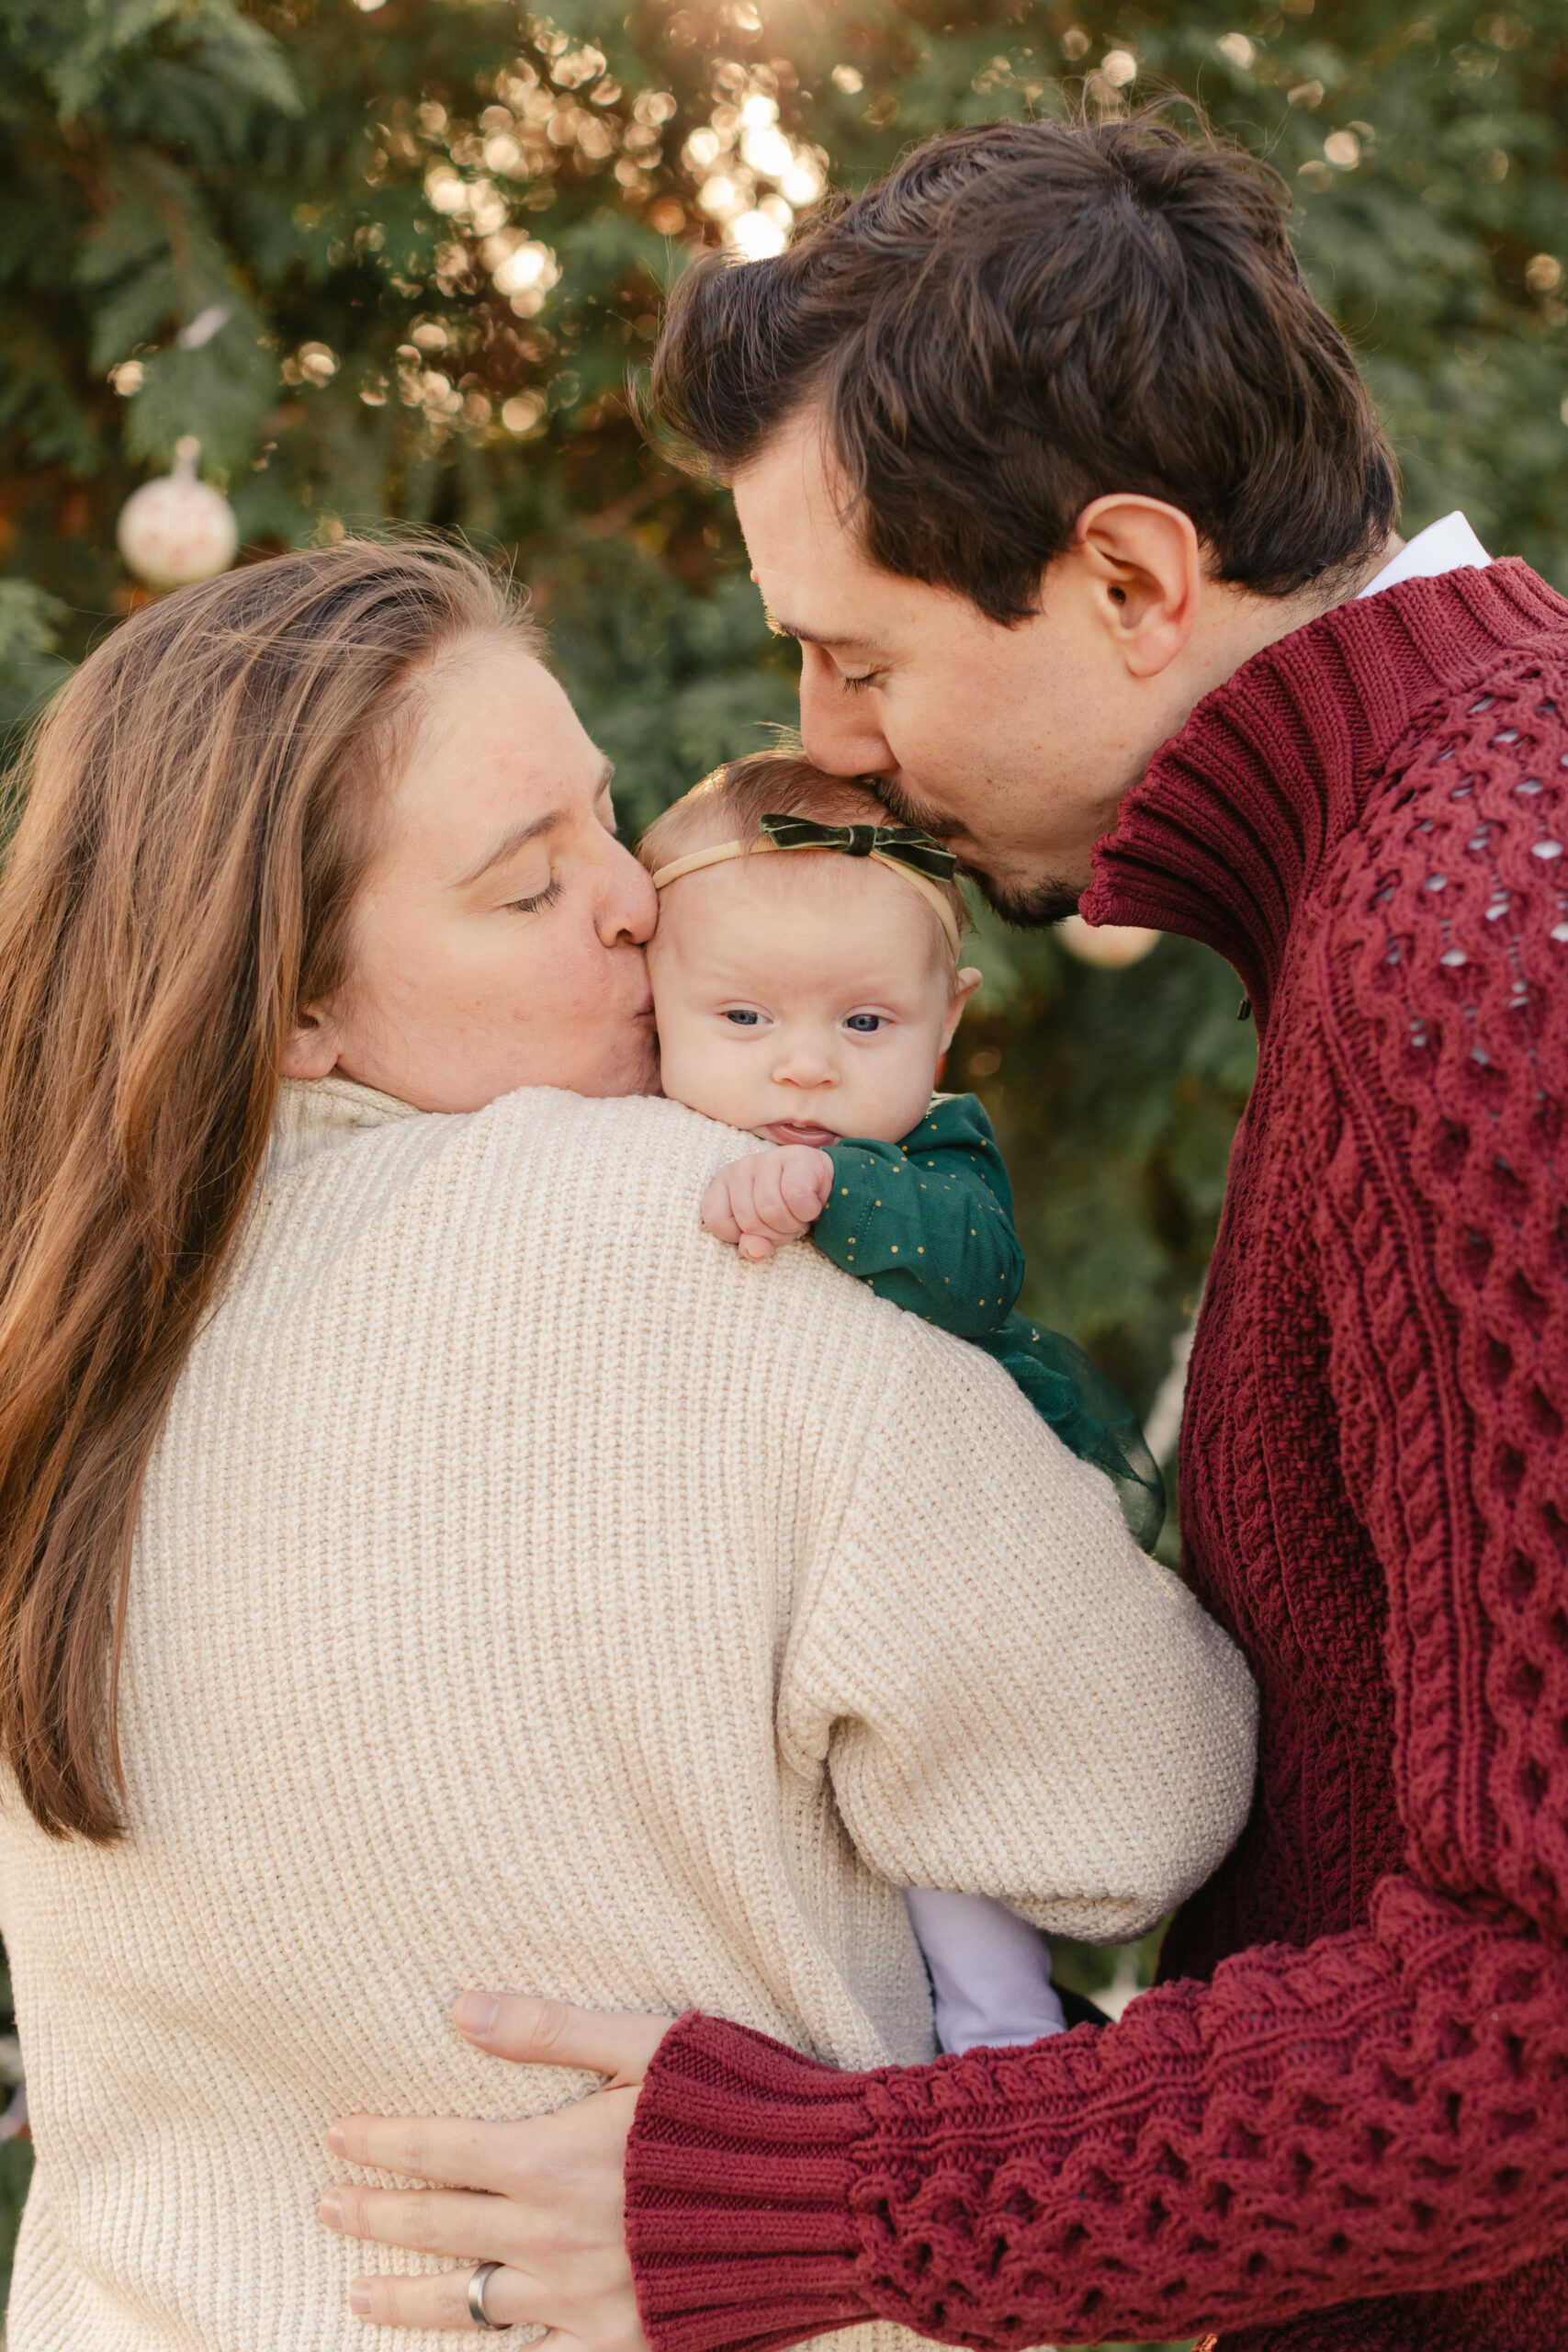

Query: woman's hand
[[320, 1993, 670, 2342]]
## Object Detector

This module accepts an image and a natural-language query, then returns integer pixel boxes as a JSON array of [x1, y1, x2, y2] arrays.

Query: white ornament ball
[[1056, 913, 1162, 969], [117, 436, 239, 589]]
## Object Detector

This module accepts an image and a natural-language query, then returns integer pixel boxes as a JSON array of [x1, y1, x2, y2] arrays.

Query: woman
[[0, 542, 1253, 2346]]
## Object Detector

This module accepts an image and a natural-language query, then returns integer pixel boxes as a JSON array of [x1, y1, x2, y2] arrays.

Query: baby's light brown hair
[[638, 751, 968, 968]]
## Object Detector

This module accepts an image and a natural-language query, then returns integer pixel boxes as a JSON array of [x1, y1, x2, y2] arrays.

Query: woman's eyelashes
[[507, 876, 563, 915]]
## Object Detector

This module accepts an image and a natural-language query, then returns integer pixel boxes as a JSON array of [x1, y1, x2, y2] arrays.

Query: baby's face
[[648, 853, 976, 1145]]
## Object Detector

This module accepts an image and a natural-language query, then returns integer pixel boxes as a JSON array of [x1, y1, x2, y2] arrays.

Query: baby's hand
[[702, 1146, 835, 1262]]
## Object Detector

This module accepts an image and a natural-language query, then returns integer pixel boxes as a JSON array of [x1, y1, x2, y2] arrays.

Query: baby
[[642, 751, 1165, 2052]]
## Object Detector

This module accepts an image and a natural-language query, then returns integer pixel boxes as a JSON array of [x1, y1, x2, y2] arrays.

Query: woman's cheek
[[566, 915, 619, 1002]]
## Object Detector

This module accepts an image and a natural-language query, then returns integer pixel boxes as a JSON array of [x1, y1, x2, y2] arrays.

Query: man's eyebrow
[[764, 610, 875, 654], [453, 759, 616, 888]]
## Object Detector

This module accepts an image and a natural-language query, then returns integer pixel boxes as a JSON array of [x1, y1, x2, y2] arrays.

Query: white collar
[[1358, 510, 1491, 598]]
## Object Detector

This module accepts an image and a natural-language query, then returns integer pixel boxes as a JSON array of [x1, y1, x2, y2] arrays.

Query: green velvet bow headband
[[755, 812, 958, 879], [650, 811, 963, 956]]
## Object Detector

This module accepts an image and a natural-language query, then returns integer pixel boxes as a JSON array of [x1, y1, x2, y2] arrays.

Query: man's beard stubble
[[969, 866, 1084, 930], [869, 773, 1085, 933]]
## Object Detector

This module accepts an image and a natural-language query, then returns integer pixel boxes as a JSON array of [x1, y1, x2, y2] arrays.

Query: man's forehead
[[736, 413, 984, 657], [735, 417, 871, 587], [733, 402, 846, 514]]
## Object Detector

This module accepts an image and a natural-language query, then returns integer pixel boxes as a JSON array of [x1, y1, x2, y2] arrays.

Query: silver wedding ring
[[467, 2258, 505, 2331]]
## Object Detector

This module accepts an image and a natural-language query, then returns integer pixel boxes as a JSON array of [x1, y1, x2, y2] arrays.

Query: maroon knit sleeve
[[626, 691, 1568, 2351]]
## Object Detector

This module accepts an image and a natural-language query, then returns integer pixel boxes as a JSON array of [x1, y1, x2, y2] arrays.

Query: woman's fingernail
[[456, 1993, 501, 2037], [325, 2125, 346, 2156], [320, 2190, 344, 2228], [350, 2284, 372, 2317]]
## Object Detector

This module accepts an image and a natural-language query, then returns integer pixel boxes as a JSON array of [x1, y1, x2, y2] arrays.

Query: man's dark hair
[[649, 114, 1398, 624]]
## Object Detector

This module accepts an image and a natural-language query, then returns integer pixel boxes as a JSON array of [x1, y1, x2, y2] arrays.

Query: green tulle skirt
[[974, 1314, 1166, 1554]]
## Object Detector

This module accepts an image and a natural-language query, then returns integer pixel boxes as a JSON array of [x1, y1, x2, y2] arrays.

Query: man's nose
[[797, 644, 896, 778], [597, 837, 659, 947]]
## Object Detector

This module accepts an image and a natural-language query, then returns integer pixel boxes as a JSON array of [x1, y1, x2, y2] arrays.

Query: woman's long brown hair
[[0, 538, 529, 1838]]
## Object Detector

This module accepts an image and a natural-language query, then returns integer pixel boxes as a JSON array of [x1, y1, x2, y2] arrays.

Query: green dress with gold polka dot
[[814, 1093, 1165, 1551]]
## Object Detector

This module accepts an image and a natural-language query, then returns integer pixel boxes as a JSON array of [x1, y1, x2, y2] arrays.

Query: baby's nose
[[772, 1046, 837, 1089]]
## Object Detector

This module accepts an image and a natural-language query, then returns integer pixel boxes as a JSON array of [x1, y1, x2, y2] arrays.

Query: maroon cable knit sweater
[[624, 561, 1568, 2352]]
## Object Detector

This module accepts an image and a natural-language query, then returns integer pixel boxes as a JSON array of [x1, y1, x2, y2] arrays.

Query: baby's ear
[[941, 967, 984, 1049]]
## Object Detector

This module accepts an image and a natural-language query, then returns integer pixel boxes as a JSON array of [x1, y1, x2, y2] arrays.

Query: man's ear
[[280, 1004, 343, 1081], [940, 965, 984, 1053], [1071, 494, 1203, 680]]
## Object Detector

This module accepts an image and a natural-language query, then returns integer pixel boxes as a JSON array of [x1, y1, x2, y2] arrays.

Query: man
[[328, 114, 1568, 2352]]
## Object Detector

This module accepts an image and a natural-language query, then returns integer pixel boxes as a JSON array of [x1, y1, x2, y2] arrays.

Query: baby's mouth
[[761, 1120, 840, 1148]]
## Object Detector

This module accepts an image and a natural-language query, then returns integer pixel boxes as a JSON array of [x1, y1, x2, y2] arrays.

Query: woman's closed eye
[[507, 877, 563, 915]]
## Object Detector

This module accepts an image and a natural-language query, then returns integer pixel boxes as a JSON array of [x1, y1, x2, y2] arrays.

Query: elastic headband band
[[650, 835, 964, 959]]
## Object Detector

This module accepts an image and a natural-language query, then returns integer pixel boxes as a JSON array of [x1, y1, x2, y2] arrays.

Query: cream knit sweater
[[0, 1078, 1256, 2352]]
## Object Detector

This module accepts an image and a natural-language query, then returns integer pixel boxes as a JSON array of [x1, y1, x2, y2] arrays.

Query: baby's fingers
[[777, 1148, 833, 1224], [700, 1171, 743, 1245], [703, 1168, 780, 1257], [749, 1159, 811, 1239]]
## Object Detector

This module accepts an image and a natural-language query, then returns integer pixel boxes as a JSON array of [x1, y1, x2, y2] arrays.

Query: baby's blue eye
[[726, 1010, 762, 1026], [845, 1014, 885, 1034]]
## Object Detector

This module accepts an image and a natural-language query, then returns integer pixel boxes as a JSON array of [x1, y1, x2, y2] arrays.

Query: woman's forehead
[[390, 642, 601, 846], [416, 633, 573, 759]]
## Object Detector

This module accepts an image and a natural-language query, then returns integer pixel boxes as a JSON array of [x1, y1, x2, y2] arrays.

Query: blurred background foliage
[[3, 0, 1566, 1416], [0, 4, 1565, 2331]]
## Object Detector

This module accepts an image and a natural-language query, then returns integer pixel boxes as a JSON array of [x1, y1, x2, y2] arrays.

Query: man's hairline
[[726, 393, 1382, 636]]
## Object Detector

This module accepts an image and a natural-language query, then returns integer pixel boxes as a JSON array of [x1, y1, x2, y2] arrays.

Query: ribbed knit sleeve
[[626, 642, 1568, 2352], [777, 1322, 1256, 1943], [629, 1883, 1568, 2351]]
